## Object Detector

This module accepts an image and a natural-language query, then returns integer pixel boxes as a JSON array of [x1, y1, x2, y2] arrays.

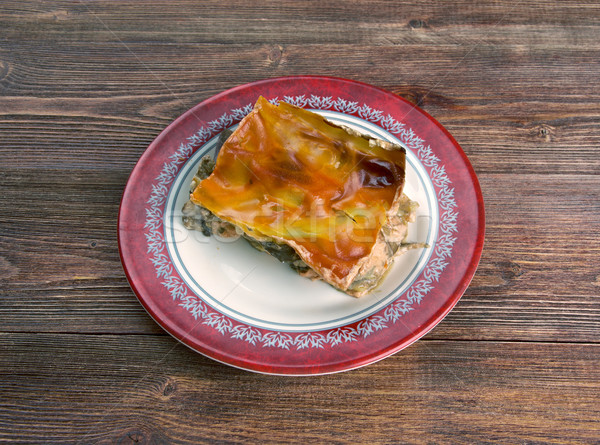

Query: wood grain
[[1, 333, 599, 444], [1, 3, 599, 174], [1, 40, 599, 173], [1, 0, 599, 442], [1, 170, 598, 342]]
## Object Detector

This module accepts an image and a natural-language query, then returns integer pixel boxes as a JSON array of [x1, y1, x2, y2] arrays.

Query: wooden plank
[[0, 0, 598, 442], [1, 40, 598, 173], [2, 44, 598, 103], [1, 0, 599, 443], [431, 172, 600, 342], [1, 0, 600, 44], [1, 169, 598, 343], [0, 333, 598, 443]]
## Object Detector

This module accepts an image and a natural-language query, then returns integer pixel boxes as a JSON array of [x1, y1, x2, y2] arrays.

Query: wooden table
[[2, 1, 599, 443]]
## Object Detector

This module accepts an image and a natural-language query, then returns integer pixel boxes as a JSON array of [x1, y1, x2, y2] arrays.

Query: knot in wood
[[409, 19, 426, 29], [163, 382, 176, 397], [499, 260, 523, 281], [0, 61, 9, 82], [119, 430, 146, 444], [268, 45, 283, 65], [537, 124, 555, 141]]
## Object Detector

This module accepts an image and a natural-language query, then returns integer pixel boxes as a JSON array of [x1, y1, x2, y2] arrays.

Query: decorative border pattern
[[144, 95, 458, 350]]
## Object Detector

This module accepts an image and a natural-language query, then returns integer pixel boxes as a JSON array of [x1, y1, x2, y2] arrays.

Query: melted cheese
[[191, 96, 406, 288]]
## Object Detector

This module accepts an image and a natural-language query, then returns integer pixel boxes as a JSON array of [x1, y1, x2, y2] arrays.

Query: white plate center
[[165, 111, 438, 331]]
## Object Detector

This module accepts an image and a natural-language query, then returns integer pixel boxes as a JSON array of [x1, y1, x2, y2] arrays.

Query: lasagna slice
[[182, 96, 425, 297]]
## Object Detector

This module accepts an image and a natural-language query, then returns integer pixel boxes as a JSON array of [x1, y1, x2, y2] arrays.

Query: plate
[[118, 76, 485, 375]]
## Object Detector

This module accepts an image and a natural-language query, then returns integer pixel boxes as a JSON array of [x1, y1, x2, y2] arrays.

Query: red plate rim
[[118, 76, 485, 375]]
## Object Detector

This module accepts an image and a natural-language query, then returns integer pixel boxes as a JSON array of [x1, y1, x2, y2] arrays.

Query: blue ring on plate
[[164, 111, 437, 330]]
